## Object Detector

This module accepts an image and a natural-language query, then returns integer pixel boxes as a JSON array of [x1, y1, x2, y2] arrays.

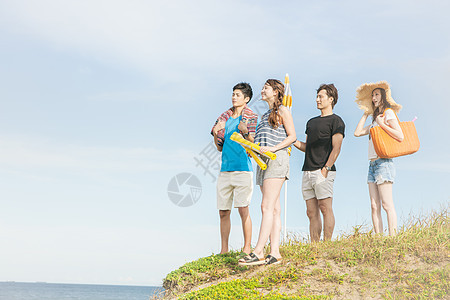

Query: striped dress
[[254, 107, 288, 150]]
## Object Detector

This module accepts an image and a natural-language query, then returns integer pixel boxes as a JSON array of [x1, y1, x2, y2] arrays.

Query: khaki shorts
[[302, 169, 336, 200], [217, 171, 253, 210], [256, 150, 289, 186]]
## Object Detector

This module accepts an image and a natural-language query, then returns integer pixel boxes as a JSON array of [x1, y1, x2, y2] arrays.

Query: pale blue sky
[[0, 0, 449, 286]]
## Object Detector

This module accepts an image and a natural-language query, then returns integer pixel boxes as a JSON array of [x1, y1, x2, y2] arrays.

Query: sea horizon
[[0, 281, 164, 300], [0, 280, 163, 287]]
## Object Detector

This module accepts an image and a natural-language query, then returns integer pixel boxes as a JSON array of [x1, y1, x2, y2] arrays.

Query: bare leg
[[268, 193, 282, 258], [368, 182, 383, 234], [238, 206, 252, 254], [318, 197, 334, 240], [219, 210, 231, 254], [252, 178, 285, 258], [378, 182, 397, 236], [306, 198, 322, 242]]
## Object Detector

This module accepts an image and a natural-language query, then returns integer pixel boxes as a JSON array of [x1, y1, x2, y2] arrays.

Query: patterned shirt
[[254, 108, 288, 149], [211, 105, 258, 147]]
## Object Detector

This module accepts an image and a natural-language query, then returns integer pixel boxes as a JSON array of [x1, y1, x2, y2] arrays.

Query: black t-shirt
[[302, 114, 345, 171]]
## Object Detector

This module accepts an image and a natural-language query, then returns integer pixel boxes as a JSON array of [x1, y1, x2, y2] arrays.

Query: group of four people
[[211, 79, 403, 266]]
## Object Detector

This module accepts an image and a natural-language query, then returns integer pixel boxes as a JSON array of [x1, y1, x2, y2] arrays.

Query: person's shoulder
[[279, 105, 291, 115], [331, 114, 345, 123], [384, 108, 396, 117], [305, 115, 321, 128], [219, 108, 232, 118], [244, 106, 258, 118], [262, 109, 272, 117], [309, 115, 321, 122]]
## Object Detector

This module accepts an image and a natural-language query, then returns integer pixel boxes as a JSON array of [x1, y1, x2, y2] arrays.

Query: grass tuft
[[162, 205, 449, 299]]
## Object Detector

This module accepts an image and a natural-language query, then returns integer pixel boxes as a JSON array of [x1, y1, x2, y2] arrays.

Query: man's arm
[[293, 138, 306, 152], [238, 119, 255, 143], [322, 133, 344, 177], [213, 133, 223, 151], [212, 120, 226, 151]]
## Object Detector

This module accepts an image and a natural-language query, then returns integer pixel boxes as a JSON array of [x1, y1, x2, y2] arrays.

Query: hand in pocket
[[315, 169, 326, 185]]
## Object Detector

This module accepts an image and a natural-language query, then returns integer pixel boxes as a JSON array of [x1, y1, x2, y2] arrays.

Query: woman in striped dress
[[239, 79, 296, 266]]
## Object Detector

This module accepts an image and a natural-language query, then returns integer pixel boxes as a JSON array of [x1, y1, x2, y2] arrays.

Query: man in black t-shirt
[[294, 84, 345, 242]]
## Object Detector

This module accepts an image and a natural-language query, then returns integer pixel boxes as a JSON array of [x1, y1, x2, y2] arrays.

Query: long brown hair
[[371, 88, 391, 121], [265, 79, 285, 128]]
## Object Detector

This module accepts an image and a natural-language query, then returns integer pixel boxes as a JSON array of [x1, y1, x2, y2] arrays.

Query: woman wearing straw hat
[[239, 79, 296, 266], [354, 81, 404, 236]]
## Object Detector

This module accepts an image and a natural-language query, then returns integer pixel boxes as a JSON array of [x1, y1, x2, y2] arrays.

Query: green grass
[[162, 206, 449, 299], [163, 251, 248, 291], [179, 272, 330, 300]]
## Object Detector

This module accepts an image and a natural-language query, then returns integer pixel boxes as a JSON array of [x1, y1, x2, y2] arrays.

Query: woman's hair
[[265, 79, 285, 128], [371, 88, 391, 121]]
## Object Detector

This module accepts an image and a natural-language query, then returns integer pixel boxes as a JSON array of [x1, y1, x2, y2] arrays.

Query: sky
[[0, 0, 449, 287]]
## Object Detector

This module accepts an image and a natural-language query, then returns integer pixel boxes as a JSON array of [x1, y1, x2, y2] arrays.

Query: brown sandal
[[238, 253, 265, 266], [265, 255, 282, 265]]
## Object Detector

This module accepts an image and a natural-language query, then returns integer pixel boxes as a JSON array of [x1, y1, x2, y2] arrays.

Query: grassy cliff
[[160, 207, 449, 299]]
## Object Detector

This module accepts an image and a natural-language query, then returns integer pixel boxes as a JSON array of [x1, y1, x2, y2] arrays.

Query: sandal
[[265, 255, 282, 265], [238, 253, 265, 266]]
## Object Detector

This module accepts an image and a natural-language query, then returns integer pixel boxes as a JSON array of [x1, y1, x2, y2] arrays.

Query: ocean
[[0, 282, 164, 300]]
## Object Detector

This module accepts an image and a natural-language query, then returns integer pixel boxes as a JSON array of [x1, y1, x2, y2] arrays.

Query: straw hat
[[355, 81, 402, 114]]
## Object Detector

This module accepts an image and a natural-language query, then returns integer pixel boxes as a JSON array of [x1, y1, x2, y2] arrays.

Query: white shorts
[[302, 169, 336, 200], [217, 171, 253, 210]]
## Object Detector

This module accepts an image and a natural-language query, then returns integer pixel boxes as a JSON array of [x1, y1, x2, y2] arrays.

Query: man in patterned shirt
[[211, 82, 258, 255]]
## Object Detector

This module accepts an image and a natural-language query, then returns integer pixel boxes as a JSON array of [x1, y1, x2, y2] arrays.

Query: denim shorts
[[256, 149, 289, 186], [368, 158, 395, 184]]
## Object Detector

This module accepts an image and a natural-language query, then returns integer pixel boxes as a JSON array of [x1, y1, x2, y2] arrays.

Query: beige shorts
[[302, 169, 336, 200], [217, 171, 253, 210], [256, 149, 290, 186]]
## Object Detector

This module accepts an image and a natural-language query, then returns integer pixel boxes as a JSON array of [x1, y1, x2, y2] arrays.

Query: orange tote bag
[[370, 109, 420, 158]]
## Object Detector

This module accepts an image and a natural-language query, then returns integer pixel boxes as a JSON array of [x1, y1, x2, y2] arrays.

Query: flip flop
[[238, 253, 265, 266], [265, 255, 282, 265]]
